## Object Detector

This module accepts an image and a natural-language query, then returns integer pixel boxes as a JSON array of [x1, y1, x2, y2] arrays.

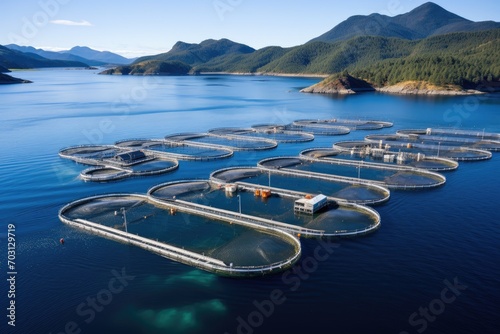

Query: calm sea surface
[[1, 69, 499, 334]]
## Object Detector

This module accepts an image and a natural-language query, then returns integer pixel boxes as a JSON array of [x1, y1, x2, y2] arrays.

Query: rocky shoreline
[[300, 77, 491, 96]]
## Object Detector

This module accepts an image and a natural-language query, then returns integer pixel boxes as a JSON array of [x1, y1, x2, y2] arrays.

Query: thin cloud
[[50, 20, 93, 26]]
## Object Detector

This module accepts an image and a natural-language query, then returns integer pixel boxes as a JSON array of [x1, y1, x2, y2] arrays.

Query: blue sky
[[1, 0, 499, 58]]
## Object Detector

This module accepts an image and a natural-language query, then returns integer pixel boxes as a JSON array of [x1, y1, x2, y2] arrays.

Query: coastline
[[375, 87, 485, 96], [300, 78, 492, 96]]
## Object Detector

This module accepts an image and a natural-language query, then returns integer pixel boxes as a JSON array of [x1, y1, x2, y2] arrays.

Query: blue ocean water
[[0, 69, 499, 334]]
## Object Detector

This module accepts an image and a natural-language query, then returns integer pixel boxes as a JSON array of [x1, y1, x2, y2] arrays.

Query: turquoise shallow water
[[0, 69, 499, 334]]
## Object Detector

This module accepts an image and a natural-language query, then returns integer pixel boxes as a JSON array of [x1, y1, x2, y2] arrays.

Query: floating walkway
[[303, 147, 458, 172], [358, 138, 492, 161], [59, 145, 179, 182], [115, 138, 234, 161], [210, 167, 390, 205], [59, 194, 301, 277], [148, 180, 381, 238], [258, 156, 446, 190], [164, 132, 278, 151], [208, 127, 315, 143]]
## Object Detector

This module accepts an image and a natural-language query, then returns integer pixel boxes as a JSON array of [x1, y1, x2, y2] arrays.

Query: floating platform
[[356, 138, 492, 161], [208, 127, 315, 143], [302, 147, 458, 172], [258, 156, 446, 190], [59, 145, 179, 182], [59, 194, 301, 277], [115, 138, 234, 161], [148, 180, 381, 238], [164, 132, 278, 151], [210, 167, 390, 205], [293, 118, 393, 131]]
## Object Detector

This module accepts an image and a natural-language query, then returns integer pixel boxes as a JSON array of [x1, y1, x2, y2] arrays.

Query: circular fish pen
[[293, 118, 393, 131], [148, 180, 381, 238], [258, 156, 446, 190], [59, 145, 122, 165], [367, 133, 500, 152], [395, 129, 500, 152], [59, 194, 301, 277], [165, 132, 278, 151], [361, 137, 493, 161], [209, 127, 315, 143], [60, 144, 179, 182], [115, 138, 234, 161], [210, 167, 390, 205], [80, 166, 133, 182], [302, 147, 459, 172], [284, 123, 351, 136], [397, 128, 500, 142]]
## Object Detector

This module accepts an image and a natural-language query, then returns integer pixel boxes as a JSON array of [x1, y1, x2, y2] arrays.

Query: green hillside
[[344, 29, 500, 87], [309, 2, 500, 43], [134, 38, 255, 65], [195, 46, 289, 73]]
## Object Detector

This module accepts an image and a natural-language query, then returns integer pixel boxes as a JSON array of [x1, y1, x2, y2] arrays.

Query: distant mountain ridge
[[0, 45, 88, 69], [4, 45, 135, 66], [309, 2, 500, 43], [62, 46, 134, 64]]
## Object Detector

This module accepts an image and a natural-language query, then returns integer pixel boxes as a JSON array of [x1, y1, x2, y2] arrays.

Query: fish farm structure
[[164, 132, 278, 151], [258, 156, 447, 190], [250, 118, 392, 136], [59, 145, 179, 182], [59, 193, 301, 277], [256, 123, 351, 136], [208, 127, 315, 143], [303, 146, 459, 172], [292, 118, 394, 130], [210, 166, 390, 205], [148, 180, 381, 238], [355, 138, 492, 161], [58, 123, 498, 277], [115, 138, 234, 160], [398, 128, 500, 142], [366, 133, 500, 152]]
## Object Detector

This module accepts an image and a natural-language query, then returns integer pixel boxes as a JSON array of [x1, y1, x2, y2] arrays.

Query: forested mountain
[[134, 39, 255, 65], [309, 2, 500, 43]]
